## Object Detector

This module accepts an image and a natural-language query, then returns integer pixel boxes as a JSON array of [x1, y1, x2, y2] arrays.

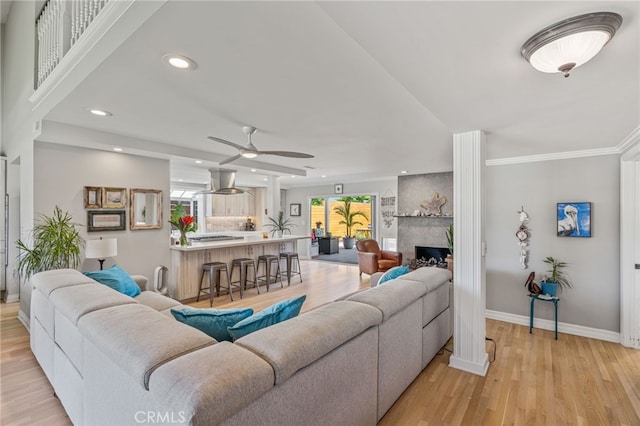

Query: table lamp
[[85, 238, 117, 270]]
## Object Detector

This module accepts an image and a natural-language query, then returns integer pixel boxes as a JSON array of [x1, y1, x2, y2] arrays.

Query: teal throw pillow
[[84, 264, 141, 297], [171, 308, 254, 342], [227, 295, 306, 341], [377, 266, 410, 285]]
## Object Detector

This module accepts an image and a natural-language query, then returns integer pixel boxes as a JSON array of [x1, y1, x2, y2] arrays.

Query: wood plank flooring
[[1, 260, 639, 425]]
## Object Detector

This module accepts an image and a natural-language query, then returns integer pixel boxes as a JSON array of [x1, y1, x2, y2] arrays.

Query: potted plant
[[16, 206, 83, 277], [169, 205, 197, 246], [541, 256, 571, 296], [333, 197, 368, 249], [266, 211, 294, 237]]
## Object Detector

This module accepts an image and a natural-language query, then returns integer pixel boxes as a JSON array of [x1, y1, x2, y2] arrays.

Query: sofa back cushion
[[227, 295, 306, 341], [78, 304, 215, 390], [84, 265, 141, 297]]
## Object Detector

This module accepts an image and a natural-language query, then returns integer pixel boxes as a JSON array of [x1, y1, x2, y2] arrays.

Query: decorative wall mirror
[[129, 189, 163, 230]]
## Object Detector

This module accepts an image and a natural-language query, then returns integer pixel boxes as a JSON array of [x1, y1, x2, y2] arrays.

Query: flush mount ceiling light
[[162, 54, 197, 70], [521, 12, 622, 77]]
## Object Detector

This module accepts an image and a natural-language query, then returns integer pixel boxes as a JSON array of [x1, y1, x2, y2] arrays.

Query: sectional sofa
[[30, 266, 452, 425]]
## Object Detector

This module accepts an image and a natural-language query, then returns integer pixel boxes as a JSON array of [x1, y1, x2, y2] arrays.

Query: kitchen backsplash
[[205, 216, 255, 232]]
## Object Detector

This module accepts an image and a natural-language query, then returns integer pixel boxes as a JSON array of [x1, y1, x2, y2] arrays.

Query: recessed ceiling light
[[178, 179, 183, 182], [290, 175, 296, 178], [87, 108, 112, 117], [400, 170, 408, 174], [263, 178, 268, 181], [113, 147, 123, 152], [251, 169, 257, 172], [321, 175, 327, 178], [195, 160, 202, 164], [163, 54, 197, 70]]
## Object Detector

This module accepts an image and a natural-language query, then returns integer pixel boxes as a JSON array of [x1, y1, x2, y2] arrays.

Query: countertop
[[170, 234, 310, 251]]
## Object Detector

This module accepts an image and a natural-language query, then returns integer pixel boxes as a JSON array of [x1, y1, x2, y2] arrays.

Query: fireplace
[[415, 246, 450, 267]]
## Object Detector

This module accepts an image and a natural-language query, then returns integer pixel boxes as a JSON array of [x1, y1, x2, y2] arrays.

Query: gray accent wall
[[486, 155, 620, 332], [397, 172, 453, 261], [34, 142, 171, 283]]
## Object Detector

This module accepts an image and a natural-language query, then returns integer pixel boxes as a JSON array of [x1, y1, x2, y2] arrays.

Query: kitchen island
[[169, 234, 310, 301]]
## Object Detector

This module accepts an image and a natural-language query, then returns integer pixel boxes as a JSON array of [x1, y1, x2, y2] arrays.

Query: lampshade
[[521, 12, 622, 77], [85, 238, 117, 259]]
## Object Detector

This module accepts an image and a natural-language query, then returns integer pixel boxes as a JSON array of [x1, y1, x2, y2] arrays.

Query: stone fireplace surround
[[397, 172, 453, 262]]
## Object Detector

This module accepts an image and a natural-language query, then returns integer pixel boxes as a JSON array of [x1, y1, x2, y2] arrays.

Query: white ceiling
[[42, 1, 639, 188]]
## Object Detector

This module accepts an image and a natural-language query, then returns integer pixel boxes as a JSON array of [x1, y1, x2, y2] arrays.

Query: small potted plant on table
[[541, 256, 571, 296]]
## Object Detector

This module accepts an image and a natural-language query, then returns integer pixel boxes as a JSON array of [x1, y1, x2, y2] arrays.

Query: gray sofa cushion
[[50, 283, 135, 324], [150, 342, 275, 425], [236, 300, 383, 384], [134, 291, 183, 312], [346, 279, 426, 321], [32, 268, 96, 297], [400, 267, 451, 293], [78, 304, 215, 390]]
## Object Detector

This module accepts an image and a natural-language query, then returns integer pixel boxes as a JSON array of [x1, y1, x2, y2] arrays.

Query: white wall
[[486, 155, 620, 332], [285, 178, 398, 257]]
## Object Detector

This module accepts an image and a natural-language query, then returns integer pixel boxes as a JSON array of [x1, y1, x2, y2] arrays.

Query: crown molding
[[617, 126, 640, 154], [486, 147, 620, 166]]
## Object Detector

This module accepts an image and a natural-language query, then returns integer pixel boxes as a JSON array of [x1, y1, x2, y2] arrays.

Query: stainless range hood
[[194, 168, 245, 195]]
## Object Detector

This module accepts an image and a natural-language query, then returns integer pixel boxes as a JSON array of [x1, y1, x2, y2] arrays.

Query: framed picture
[[557, 202, 591, 237], [102, 187, 127, 208], [84, 186, 102, 208], [88, 210, 126, 232], [334, 183, 343, 194], [290, 203, 301, 216]]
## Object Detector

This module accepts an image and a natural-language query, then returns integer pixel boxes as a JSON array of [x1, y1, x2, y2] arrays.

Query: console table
[[318, 237, 339, 254], [528, 294, 559, 340]]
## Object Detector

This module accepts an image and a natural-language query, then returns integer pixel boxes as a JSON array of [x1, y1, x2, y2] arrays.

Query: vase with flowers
[[169, 205, 197, 246]]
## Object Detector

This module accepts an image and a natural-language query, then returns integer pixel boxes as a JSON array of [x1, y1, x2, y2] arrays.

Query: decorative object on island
[[102, 187, 127, 208], [420, 192, 447, 216], [290, 203, 301, 216], [541, 256, 571, 296], [85, 237, 117, 270], [557, 202, 591, 237], [16, 206, 82, 278], [83, 186, 102, 208], [129, 188, 162, 230], [169, 205, 197, 246], [333, 197, 368, 249], [266, 211, 293, 237], [87, 210, 126, 232], [516, 206, 530, 269], [381, 190, 396, 228]]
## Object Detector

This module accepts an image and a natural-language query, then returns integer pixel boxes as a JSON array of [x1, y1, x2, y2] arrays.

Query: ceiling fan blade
[[259, 151, 314, 159], [207, 136, 246, 151], [219, 154, 242, 165]]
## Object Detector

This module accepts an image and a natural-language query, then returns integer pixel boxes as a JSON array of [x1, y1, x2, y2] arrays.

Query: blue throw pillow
[[171, 308, 254, 342], [84, 265, 141, 297], [377, 266, 410, 285], [227, 295, 306, 341]]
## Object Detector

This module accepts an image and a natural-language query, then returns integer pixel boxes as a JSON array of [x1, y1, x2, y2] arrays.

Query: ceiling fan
[[208, 126, 314, 165]]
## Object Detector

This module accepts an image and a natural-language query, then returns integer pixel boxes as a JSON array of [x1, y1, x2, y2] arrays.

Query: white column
[[449, 130, 489, 376], [620, 138, 640, 349]]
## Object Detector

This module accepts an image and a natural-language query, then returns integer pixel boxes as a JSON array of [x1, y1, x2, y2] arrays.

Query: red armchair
[[355, 239, 403, 277]]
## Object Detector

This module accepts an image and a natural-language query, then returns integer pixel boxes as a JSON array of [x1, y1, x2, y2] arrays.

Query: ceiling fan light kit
[[521, 12, 622, 77], [208, 125, 314, 165]]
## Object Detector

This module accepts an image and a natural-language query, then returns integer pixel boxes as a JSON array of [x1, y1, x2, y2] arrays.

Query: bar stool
[[256, 254, 283, 292], [279, 252, 302, 286], [197, 262, 231, 307], [230, 258, 259, 297]]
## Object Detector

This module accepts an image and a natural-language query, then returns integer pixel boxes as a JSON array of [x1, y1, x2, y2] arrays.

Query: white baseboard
[[17, 309, 30, 332], [449, 354, 490, 377], [3, 293, 19, 303], [486, 310, 620, 344]]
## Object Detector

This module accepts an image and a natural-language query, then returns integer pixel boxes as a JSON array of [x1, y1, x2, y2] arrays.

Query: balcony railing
[[36, 0, 110, 88]]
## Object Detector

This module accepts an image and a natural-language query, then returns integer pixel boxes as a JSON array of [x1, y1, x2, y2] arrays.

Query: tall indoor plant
[[266, 211, 294, 237], [333, 197, 368, 249], [16, 206, 83, 277]]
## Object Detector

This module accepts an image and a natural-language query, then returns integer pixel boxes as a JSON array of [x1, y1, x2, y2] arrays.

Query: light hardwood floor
[[1, 260, 639, 425]]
